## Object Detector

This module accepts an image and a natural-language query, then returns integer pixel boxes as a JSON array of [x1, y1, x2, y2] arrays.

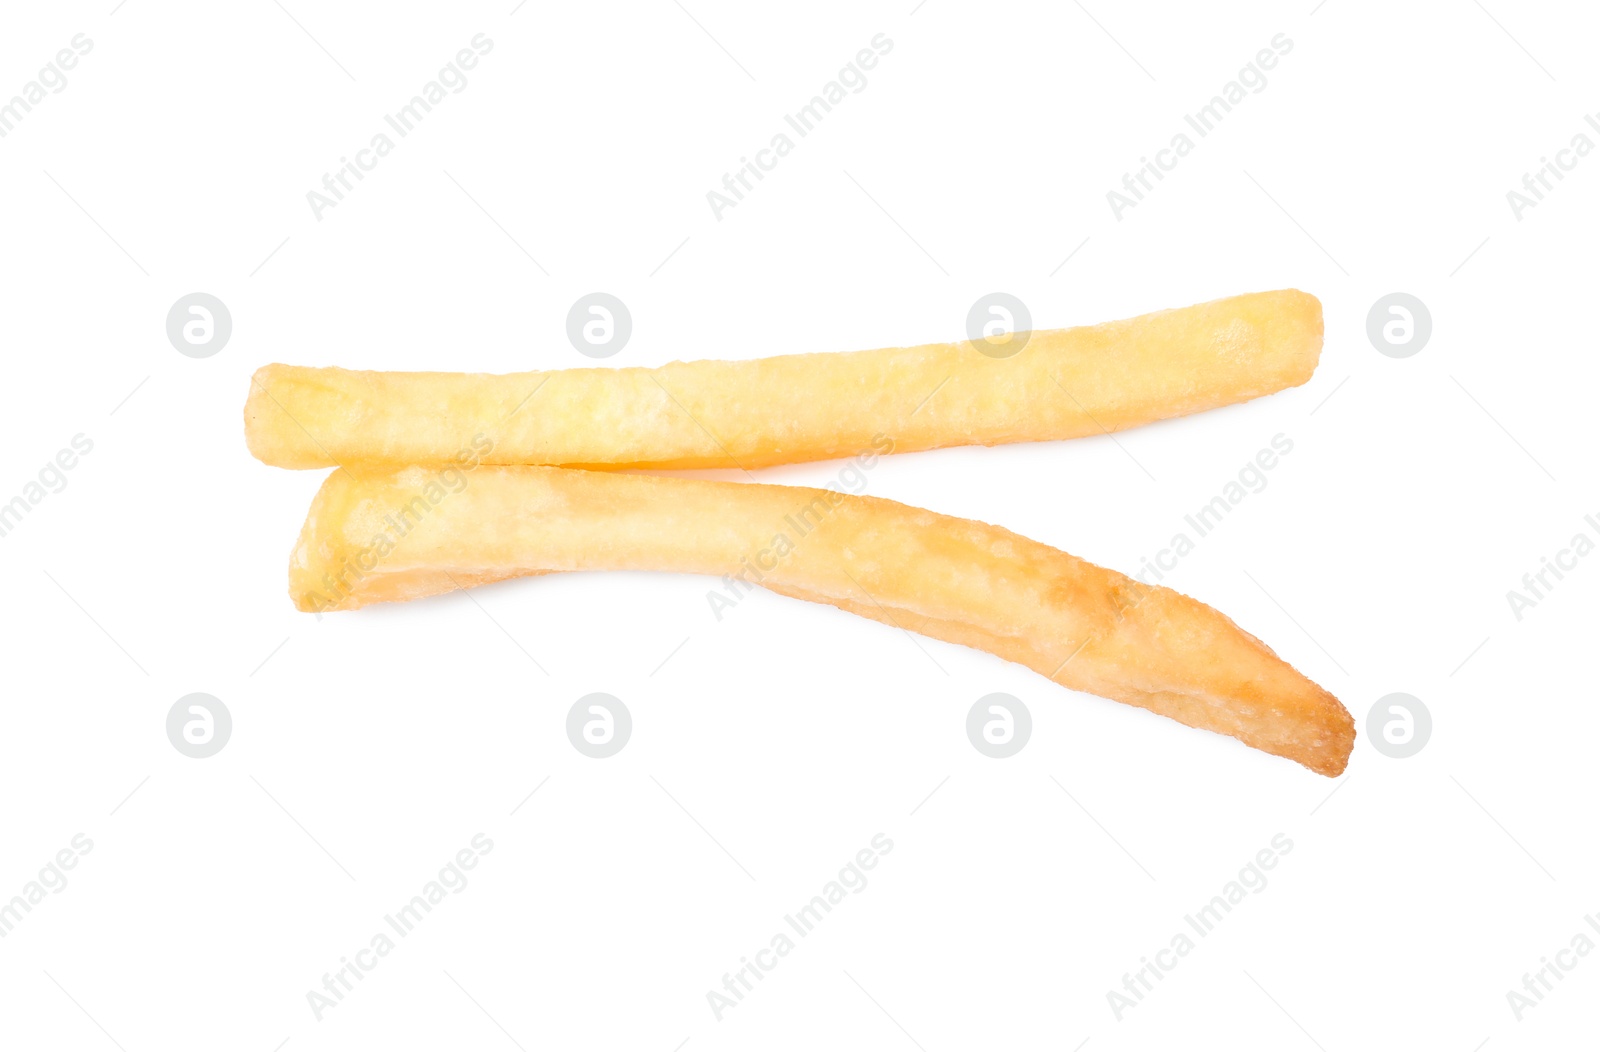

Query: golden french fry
[[290, 464, 1354, 776], [247, 289, 1322, 471]]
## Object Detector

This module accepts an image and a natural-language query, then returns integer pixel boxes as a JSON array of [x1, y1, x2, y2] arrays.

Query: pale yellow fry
[[247, 289, 1322, 471], [290, 464, 1354, 776]]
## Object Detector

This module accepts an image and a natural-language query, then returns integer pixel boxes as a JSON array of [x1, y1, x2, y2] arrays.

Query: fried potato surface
[[248, 289, 1322, 471], [290, 464, 1354, 775]]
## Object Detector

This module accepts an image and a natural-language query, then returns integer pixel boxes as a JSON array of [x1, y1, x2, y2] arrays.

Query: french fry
[[247, 289, 1322, 471], [290, 464, 1354, 776]]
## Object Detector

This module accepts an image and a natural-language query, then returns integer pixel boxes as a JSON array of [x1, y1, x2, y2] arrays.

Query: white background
[[1, 1, 1595, 1049]]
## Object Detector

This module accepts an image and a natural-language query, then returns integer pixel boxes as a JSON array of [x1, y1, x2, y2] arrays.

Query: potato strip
[[290, 465, 1354, 775], [248, 289, 1322, 471]]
